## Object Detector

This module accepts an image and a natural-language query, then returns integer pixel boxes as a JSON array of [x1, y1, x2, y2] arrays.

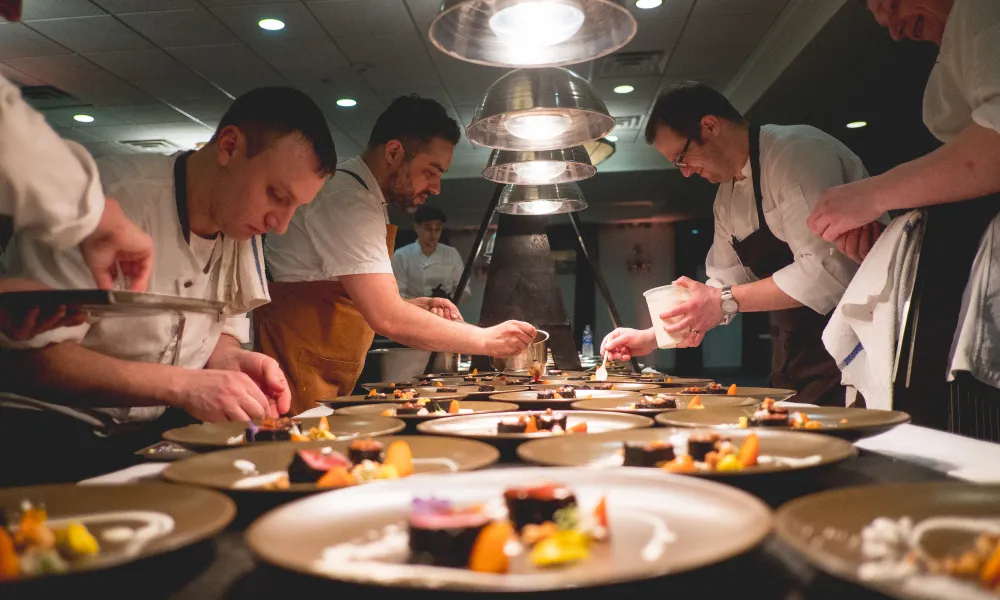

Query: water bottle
[[582, 324, 594, 357]]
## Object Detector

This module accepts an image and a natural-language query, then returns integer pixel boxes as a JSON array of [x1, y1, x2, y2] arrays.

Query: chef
[[392, 204, 467, 301], [258, 95, 536, 414], [0, 86, 337, 448], [807, 0, 1000, 432], [0, 73, 154, 339], [602, 82, 869, 406]]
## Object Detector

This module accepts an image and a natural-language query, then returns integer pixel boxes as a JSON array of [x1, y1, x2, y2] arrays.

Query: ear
[[384, 140, 405, 164], [701, 115, 721, 137], [215, 125, 242, 166]]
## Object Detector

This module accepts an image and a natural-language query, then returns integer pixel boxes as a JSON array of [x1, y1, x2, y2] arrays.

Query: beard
[[384, 163, 422, 213]]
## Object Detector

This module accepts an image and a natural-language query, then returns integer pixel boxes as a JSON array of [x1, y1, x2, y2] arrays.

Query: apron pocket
[[296, 350, 361, 405]]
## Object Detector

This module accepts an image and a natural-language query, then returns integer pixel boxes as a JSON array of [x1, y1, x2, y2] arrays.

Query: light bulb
[[512, 160, 568, 182], [336, 98, 357, 107], [503, 114, 572, 141], [519, 200, 561, 215], [489, 1, 585, 48], [258, 18, 285, 31], [846, 121, 868, 129], [635, 0, 662, 8], [613, 84, 634, 94]]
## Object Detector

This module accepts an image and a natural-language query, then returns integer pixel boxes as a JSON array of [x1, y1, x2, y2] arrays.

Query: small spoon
[[595, 352, 609, 382]]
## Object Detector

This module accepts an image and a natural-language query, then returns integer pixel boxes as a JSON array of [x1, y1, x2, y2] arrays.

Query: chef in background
[[392, 204, 467, 301]]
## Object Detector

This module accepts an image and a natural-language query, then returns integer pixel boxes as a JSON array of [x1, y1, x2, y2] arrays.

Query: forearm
[[1, 341, 181, 408], [871, 124, 1000, 212], [371, 299, 484, 353], [204, 334, 247, 371], [732, 278, 803, 313]]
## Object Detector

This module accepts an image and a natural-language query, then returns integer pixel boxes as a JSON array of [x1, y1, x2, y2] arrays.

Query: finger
[[239, 393, 267, 421], [91, 266, 115, 291], [223, 404, 252, 423], [672, 276, 693, 288], [664, 317, 695, 334], [34, 305, 68, 335], [241, 376, 271, 414], [126, 257, 153, 293], [844, 228, 862, 263], [858, 227, 875, 262], [834, 234, 849, 257], [13, 307, 41, 341]]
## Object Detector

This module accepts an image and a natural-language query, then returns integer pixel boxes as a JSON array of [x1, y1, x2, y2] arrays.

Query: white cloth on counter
[[265, 156, 393, 283], [822, 211, 925, 410], [0, 74, 103, 248], [0, 153, 254, 423], [705, 124, 868, 314], [391, 241, 465, 299]]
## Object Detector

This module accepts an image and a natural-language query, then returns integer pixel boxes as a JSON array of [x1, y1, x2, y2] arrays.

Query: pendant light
[[467, 67, 615, 151], [483, 146, 596, 184], [583, 136, 616, 166], [429, 0, 636, 68], [496, 182, 588, 215]]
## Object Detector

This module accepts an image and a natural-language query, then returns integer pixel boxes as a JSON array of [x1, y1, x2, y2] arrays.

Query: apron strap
[[336, 169, 369, 191], [747, 124, 770, 236]]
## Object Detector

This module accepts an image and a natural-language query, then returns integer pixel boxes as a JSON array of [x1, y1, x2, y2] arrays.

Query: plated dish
[[571, 393, 757, 415], [162, 416, 405, 449], [672, 385, 797, 400], [490, 388, 641, 411]]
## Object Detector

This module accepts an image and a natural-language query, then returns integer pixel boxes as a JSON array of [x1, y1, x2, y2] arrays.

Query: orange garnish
[[524, 416, 538, 433], [384, 440, 413, 477], [568, 422, 588, 433], [448, 399, 460, 414], [661, 455, 696, 473], [739, 432, 759, 467], [687, 396, 703, 409], [727, 383, 738, 395], [317, 415, 329, 432], [468, 521, 513, 573], [317, 466, 355, 488]]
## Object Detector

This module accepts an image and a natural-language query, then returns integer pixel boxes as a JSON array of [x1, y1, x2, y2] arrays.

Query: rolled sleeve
[[970, 24, 1000, 134], [307, 189, 393, 279], [223, 314, 251, 345]]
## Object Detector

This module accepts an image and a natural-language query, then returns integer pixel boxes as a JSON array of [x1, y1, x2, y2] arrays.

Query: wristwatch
[[720, 285, 739, 325]]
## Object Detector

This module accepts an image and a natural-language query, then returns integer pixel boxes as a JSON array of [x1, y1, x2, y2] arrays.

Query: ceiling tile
[[679, 14, 779, 49], [590, 75, 660, 101], [0, 62, 46, 87], [330, 130, 362, 157], [341, 128, 374, 149], [660, 70, 737, 92], [338, 31, 432, 67], [207, 70, 288, 97], [360, 61, 442, 91], [454, 105, 478, 128], [330, 109, 384, 135], [281, 66, 383, 109], [308, 0, 414, 38], [119, 9, 238, 48], [172, 97, 233, 121], [621, 17, 686, 54], [55, 127, 109, 144], [403, 0, 441, 39], [252, 37, 349, 71], [84, 48, 193, 81], [4, 54, 153, 105], [21, 0, 105, 19], [130, 73, 231, 103], [82, 141, 134, 156], [112, 103, 193, 124], [167, 44, 281, 77], [375, 86, 454, 109], [25, 16, 154, 54], [198, 0, 298, 5], [691, 0, 789, 17], [604, 97, 656, 118], [42, 106, 131, 127], [0, 23, 71, 59], [92, 0, 199, 12], [432, 55, 508, 106], [664, 41, 756, 76], [210, 3, 327, 44]]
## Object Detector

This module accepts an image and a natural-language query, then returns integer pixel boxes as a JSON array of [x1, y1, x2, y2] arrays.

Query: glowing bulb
[[512, 161, 568, 182], [846, 121, 868, 129], [336, 98, 357, 107], [489, 1, 585, 48], [519, 200, 561, 215], [503, 114, 572, 141], [73, 114, 95, 123], [258, 18, 285, 31], [605, 135, 618, 142], [635, 0, 662, 8], [613, 84, 634, 94]]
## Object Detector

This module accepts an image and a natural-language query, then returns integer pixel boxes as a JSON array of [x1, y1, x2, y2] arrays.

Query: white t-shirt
[[265, 156, 393, 282], [0, 153, 251, 421], [391, 241, 465, 299], [0, 74, 103, 248], [706, 124, 867, 315]]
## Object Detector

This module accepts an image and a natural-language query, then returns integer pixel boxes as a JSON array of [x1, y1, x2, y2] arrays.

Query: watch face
[[722, 299, 739, 314]]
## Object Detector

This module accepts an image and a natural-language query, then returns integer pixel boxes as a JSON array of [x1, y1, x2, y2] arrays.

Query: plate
[[244, 467, 772, 591], [671, 386, 796, 400], [774, 482, 1000, 600], [571, 395, 757, 415], [360, 381, 419, 393], [161, 436, 500, 494], [491, 389, 642, 410], [0, 289, 226, 318], [162, 416, 406, 449], [629, 376, 715, 387], [521, 380, 663, 392], [0, 483, 234, 581], [460, 384, 530, 399], [517, 428, 857, 478], [654, 406, 911, 441], [335, 401, 520, 432]]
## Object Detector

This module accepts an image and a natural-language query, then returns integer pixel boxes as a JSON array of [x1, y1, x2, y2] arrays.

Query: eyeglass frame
[[671, 136, 693, 168]]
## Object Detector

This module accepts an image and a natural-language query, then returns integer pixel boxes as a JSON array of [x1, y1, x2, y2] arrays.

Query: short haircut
[[415, 205, 447, 224], [212, 86, 337, 175], [644, 81, 747, 145], [368, 95, 461, 153]]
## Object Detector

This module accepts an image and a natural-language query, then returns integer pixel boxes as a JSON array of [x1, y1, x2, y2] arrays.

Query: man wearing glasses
[[601, 81, 872, 406]]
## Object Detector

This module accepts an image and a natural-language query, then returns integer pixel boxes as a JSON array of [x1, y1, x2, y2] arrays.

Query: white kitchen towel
[[822, 210, 925, 410], [209, 234, 270, 315]]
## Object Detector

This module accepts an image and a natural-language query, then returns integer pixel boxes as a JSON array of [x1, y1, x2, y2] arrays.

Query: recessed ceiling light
[[336, 98, 357, 108], [635, 0, 663, 8], [613, 84, 634, 94], [258, 18, 285, 31], [606, 135, 619, 142], [846, 121, 868, 129], [73, 114, 95, 123]]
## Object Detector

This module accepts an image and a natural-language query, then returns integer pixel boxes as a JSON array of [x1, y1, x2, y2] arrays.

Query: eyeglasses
[[671, 137, 693, 168]]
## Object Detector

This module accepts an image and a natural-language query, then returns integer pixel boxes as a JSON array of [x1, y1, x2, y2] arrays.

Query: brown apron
[[253, 169, 397, 415], [729, 125, 846, 407]]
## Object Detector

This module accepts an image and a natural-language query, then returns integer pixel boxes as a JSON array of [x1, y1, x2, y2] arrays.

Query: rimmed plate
[[162, 416, 406, 449], [335, 401, 520, 432], [571, 394, 757, 415], [0, 483, 234, 582], [162, 436, 500, 494], [517, 428, 857, 478], [245, 467, 772, 592], [521, 380, 662, 392], [359, 381, 419, 393], [654, 406, 911, 441], [671, 386, 796, 400], [774, 482, 1000, 600], [461, 384, 530, 399], [630, 376, 715, 387], [491, 389, 641, 410], [318, 389, 474, 407]]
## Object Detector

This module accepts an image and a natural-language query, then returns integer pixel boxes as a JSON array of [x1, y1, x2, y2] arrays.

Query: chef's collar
[[174, 150, 219, 245], [737, 156, 752, 182]]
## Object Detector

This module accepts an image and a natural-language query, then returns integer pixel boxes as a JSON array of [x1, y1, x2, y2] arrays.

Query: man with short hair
[[392, 204, 467, 301], [602, 82, 870, 406], [258, 95, 535, 413]]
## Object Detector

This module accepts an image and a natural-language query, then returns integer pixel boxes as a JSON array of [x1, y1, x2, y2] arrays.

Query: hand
[[834, 221, 885, 264], [169, 369, 274, 422], [807, 179, 886, 242], [481, 320, 536, 357], [231, 351, 291, 417], [0, 278, 86, 341], [658, 276, 723, 348], [600, 328, 656, 362], [420, 297, 463, 321], [79, 197, 154, 292]]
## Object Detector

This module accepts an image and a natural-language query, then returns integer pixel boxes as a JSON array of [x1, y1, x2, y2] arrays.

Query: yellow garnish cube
[[61, 523, 99, 559], [716, 454, 743, 472]]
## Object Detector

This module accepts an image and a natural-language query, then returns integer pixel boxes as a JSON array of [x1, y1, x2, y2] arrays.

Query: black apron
[[729, 125, 846, 407]]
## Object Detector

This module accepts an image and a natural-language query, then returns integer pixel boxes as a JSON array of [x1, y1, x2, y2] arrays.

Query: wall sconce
[[627, 243, 651, 274]]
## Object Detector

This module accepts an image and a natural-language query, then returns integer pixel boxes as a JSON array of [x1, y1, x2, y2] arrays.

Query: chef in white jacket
[[392, 204, 467, 301], [807, 0, 1000, 437], [0, 87, 336, 438], [0, 73, 154, 339]]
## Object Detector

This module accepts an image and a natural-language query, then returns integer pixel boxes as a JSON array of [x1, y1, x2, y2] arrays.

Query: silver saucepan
[[490, 329, 549, 372]]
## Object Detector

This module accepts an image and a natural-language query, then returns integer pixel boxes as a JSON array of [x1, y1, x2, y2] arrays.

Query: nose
[[266, 211, 291, 235], [428, 178, 441, 196], [679, 166, 694, 178]]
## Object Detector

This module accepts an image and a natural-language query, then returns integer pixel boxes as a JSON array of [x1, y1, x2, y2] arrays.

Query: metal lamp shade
[[495, 183, 588, 216], [468, 67, 615, 151], [483, 146, 596, 184], [429, 0, 636, 68], [583, 137, 616, 166]]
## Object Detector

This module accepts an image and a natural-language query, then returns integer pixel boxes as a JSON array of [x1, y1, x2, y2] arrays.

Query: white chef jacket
[[0, 74, 103, 247], [705, 124, 866, 314], [0, 153, 251, 422], [391, 241, 464, 299], [265, 156, 393, 282], [924, 0, 1000, 387]]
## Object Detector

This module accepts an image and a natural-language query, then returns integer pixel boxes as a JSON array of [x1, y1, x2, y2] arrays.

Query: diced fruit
[[980, 542, 1000, 586], [738, 416, 749, 429], [739, 432, 760, 467], [687, 396, 703, 409], [448, 400, 460, 414], [317, 416, 329, 432], [0, 529, 19, 580], [381, 409, 394, 416], [530, 530, 590, 567], [524, 416, 538, 433], [384, 441, 414, 477], [662, 455, 696, 473], [289, 432, 309, 442], [59, 523, 99, 559], [316, 466, 356, 488], [593, 496, 609, 531], [717, 454, 743, 471], [727, 384, 738, 395], [568, 422, 588, 433], [521, 521, 558, 545], [468, 521, 513, 573], [368, 389, 377, 397]]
